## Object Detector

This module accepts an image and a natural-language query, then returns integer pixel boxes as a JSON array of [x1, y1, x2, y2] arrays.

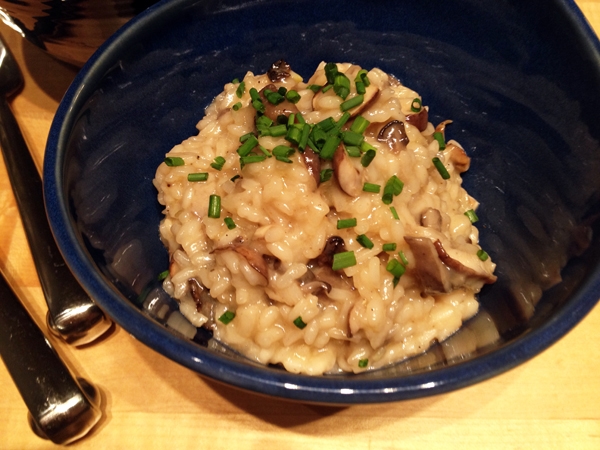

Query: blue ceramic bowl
[[44, 0, 600, 404]]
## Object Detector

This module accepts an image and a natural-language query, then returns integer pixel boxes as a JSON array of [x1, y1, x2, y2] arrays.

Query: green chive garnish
[[307, 84, 322, 93], [386, 258, 406, 278], [285, 90, 301, 104], [293, 316, 307, 329], [477, 249, 489, 261], [350, 116, 370, 134], [361, 149, 376, 167], [324, 62, 339, 84], [398, 250, 409, 266], [320, 134, 342, 160], [219, 311, 236, 324], [320, 168, 333, 183], [164, 156, 184, 167], [235, 81, 245, 98], [358, 358, 369, 368], [433, 131, 446, 150], [232, 102, 242, 111], [332, 251, 357, 271], [285, 125, 303, 145], [340, 94, 364, 112], [465, 209, 479, 223], [211, 156, 226, 171], [382, 243, 397, 252], [382, 175, 404, 204], [188, 172, 209, 182], [224, 217, 236, 230], [337, 218, 357, 229], [157, 270, 169, 281], [345, 146, 361, 157], [411, 98, 422, 112], [342, 130, 364, 147], [432, 157, 450, 179], [356, 234, 374, 249], [333, 72, 351, 100], [208, 194, 221, 218], [390, 206, 400, 220], [237, 134, 259, 156], [363, 183, 381, 193], [240, 155, 267, 166]]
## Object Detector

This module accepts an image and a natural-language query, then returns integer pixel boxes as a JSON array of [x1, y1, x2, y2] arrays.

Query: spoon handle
[[0, 271, 102, 444], [0, 97, 111, 345]]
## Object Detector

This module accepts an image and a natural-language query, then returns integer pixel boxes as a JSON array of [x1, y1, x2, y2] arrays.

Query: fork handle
[[0, 270, 102, 444], [0, 96, 111, 345]]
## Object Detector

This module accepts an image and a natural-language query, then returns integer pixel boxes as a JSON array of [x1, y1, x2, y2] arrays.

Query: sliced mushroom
[[377, 120, 409, 153], [421, 208, 442, 231], [301, 146, 321, 187], [433, 240, 497, 285], [267, 59, 291, 82], [314, 235, 346, 267], [259, 84, 299, 122], [189, 277, 218, 330], [404, 236, 452, 294], [333, 143, 363, 197], [446, 142, 471, 173], [405, 107, 429, 132], [231, 246, 270, 282], [435, 119, 453, 137], [347, 84, 379, 117]]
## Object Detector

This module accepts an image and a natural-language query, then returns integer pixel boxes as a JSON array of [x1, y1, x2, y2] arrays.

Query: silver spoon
[[0, 35, 112, 345]]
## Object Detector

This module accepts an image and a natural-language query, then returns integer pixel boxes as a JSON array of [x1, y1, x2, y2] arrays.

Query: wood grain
[[1, 2, 600, 448]]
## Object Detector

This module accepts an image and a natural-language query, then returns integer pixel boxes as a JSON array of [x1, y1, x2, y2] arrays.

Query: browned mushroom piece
[[404, 236, 452, 294], [259, 84, 299, 122], [314, 236, 346, 267], [189, 277, 218, 330], [405, 107, 429, 132], [301, 146, 321, 187], [377, 119, 409, 153], [420, 208, 442, 231], [298, 270, 333, 296], [435, 119, 453, 138], [267, 59, 292, 82], [433, 239, 497, 285], [230, 246, 270, 286], [347, 84, 379, 118], [332, 143, 363, 197], [446, 142, 471, 173]]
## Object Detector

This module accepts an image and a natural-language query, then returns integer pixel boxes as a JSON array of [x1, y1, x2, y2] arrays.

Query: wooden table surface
[[1, 2, 600, 448]]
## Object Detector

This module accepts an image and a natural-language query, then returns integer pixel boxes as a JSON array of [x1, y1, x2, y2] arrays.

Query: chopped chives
[[308, 84, 322, 93], [256, 115, 273, 130], [164, 156, 184, 167], [354, 69, 370, 87], [337, 218, 357, 229], [262, 124, 287, 137], [342, 130, 364, 147], [335, 112, 352, 131], [345, 146, 361, 157], [386, 258, 406, 278], [258, 145, 272, 157], [333, 72, 351, 100], [293, 316, 307, 329], [252, 99, 265, 113], [360, 141, 376, 152], [285, 125, 302, 145], [390, 206, 400, 220], [275, 156, 293, 163], [224, 217, 236, 230], [211, 156, 226, 171], [332, 251, 357, 271], [363, 182, 381, 193], [324, 62, 339, 84], [232, 102, 242, 111], [356, 234, 374, 249], [340, 94, 364, 112], [237, 134, 259, 156], [320, 168, 333, 183], [264, 88, 285, 105], [298, 123, 311, 151], [249, 87, 260, 101], [240, 132, 255, 142], [382, 175, 404, 204], [296, 113, 306, 125], [432, 157, 450, 179], [287, 113, 296, 127], [355, 81, 365, 95], [411, 98, 422, 112], [208, 194, 221, 218], [350, 116, 370, 134], [477, 249, 489, 261], [361, 149, 376, 167], [240, 155, 267, 166], [317, 117, 337, 132], [399, 250, 409, 266], [232, 78, 240, 84], [278, 86, 287, 96], [187, 172, 209, 182], [358, 358, 369, 368], [157, 269, 169, 281], [319, 134, 342, 160], [272, 145, 294, 157], [322, 85, 333, 93], [235, 81, 245, 98], [382, 243, 397, 252], [433, 131, 446, 150], [218, 310, 236, 324], [465, 209, 479, 223]]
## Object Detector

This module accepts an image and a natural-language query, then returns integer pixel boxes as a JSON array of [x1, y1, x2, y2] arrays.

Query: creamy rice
[[153, 61, 497, 374]]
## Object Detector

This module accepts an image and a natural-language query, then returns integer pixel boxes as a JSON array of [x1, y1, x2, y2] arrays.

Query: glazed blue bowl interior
[[44, 0, 600, 404]]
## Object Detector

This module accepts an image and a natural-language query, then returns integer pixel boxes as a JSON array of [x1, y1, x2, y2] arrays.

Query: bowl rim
[[43, 0, 600, 404]]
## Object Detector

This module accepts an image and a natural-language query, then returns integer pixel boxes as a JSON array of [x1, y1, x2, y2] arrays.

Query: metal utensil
[[0, 35, 112, 345], [0, 271, 102, 444]]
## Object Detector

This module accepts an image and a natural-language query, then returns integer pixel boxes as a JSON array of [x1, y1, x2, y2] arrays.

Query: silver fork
[[0, 35, 112, 345]]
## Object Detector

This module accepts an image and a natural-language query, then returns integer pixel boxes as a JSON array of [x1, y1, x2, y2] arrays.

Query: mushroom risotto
[[153, 61, 497, 374]]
